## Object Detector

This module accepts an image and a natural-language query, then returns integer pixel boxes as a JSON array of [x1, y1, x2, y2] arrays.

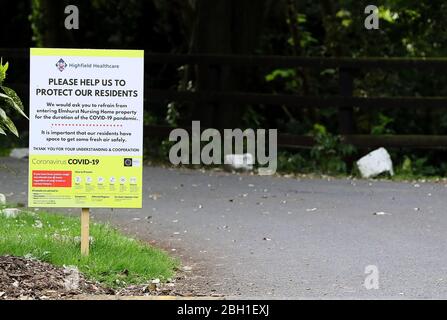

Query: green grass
[[0, 206, 178, 288], [0, 148, 11, 157]]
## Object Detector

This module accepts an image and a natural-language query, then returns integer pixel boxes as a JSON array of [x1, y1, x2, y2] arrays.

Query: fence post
[[338, 68, 355, 134]]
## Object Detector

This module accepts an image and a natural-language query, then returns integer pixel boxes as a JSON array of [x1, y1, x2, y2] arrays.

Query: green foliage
[[143, 111, 156, 126], [400, 156, 413, 175], [277, 124, 356, 175], [7, 0, 447, 178], [378, 6, 399, 24], [259, 0, 447, 177], [30, 0, 44, 47], [396, 155, 439, 178], [0, 59, 28, 137], [265, 68, 303, 92], [371, 113, 394, 135], [336, 9, 352, 28], [265, 69, 296, 82], [0, 209, 177, 287], [242, 106, 265, 128], [310, 124, 356, 174], [277, 151, 308, 173], [166, 102, 180, 127], [0, 59, 7, 84]]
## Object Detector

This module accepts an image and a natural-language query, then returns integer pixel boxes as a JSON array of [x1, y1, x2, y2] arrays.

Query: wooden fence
[[3, 48, 447, 149]]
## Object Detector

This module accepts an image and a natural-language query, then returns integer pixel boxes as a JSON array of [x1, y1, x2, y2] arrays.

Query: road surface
[[1, 156, 447, 299]]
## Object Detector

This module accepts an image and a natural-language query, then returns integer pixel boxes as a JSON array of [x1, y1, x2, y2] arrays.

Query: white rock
[[1, 208, 20, 218], [356, 148, 394, 178], [224, 153, 254, 171], [9, 148, 29, 159], [0, 193, 5, 205]]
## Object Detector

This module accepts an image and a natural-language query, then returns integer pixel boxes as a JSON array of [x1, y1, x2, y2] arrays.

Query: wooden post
[[339, 68, 355, 135], [81, 208, 90, 256]]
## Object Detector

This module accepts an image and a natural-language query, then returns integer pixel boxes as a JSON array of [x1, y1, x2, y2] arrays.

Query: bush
[[310, 124, 356, 174], [0, 58, 28, 137]]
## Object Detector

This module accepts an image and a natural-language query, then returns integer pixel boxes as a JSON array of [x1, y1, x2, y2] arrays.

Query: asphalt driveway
[[2, 157, 447, 299]]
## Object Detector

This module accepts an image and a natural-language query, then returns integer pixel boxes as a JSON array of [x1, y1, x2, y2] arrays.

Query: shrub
[[0, 58, 28, 137]]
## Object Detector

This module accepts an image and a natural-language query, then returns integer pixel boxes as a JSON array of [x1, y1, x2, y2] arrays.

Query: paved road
[[2, 156, 447, 299]]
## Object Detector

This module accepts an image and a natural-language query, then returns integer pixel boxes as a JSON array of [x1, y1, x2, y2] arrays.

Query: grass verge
[[0, 206, 178, 288]]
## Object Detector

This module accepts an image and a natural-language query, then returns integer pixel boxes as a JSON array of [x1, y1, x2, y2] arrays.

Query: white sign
[[29, 48, 144, 208]]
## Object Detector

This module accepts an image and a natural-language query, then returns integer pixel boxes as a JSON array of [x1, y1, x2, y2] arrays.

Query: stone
[[9, 148, 29, 159], [356, 147, 394, 178], [224, 153, 254, 171]]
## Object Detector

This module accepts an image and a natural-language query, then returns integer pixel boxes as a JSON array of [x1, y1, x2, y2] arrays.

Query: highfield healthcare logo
[[56, 58, 67, 72]]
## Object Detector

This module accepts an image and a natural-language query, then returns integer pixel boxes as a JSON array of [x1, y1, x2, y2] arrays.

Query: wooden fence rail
[[145, 53, 447, 149]]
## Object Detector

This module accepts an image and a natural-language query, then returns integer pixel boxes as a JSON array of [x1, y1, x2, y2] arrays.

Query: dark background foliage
[[1, 0, 447, 176]]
